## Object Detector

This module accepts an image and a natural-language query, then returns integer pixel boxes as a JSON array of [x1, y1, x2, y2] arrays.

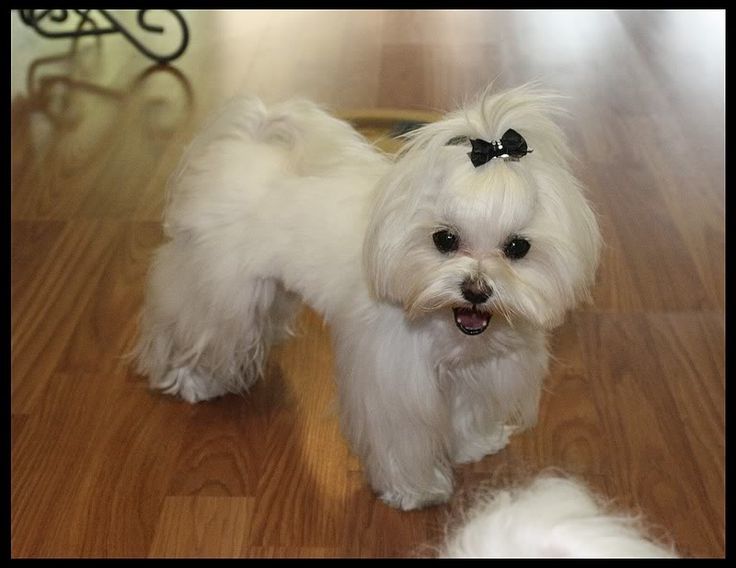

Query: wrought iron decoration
[[18, 10, 189, 64]]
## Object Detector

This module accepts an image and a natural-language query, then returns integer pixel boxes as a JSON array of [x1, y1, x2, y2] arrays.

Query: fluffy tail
[[167, 96, 379, 205]]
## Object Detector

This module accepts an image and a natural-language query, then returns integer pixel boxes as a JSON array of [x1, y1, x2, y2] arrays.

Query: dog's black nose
[[461, 280, 492, 305]]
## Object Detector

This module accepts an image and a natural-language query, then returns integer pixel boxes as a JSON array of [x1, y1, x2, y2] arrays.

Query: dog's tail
[[174, 96, 383, 182], [160, 95, 389, 242]]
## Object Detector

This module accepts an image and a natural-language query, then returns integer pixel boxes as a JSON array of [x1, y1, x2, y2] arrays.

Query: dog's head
[[363, 85, 601, 335]]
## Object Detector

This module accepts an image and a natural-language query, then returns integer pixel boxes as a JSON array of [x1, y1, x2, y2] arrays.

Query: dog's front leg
[[333, 314, 454, 510], [448, 340, 549, 465]]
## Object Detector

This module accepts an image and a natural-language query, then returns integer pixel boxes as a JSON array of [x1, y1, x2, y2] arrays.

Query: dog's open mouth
[[453, 307, 492, 335]]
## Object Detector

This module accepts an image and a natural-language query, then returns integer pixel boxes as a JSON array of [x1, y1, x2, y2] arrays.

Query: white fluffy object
[[441, 475, 677, 558]]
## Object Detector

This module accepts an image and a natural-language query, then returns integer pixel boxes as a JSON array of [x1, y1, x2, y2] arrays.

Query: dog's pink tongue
[[456, 309, 487, 328], [454, 307, 491, 335]]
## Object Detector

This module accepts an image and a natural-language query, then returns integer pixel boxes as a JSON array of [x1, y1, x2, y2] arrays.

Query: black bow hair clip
[[447, 129, 533, 167]]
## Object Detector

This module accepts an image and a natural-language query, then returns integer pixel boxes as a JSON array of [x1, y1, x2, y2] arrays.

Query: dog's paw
[[157, 367, 228, 403], [379, 488, 452, 511], [452, 424, 517, 465], [378, 468, 453, 510]]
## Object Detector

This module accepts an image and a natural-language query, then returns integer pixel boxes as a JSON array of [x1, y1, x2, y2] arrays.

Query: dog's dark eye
[[433, 230, 459, 254], [503, 237, 531, 259]]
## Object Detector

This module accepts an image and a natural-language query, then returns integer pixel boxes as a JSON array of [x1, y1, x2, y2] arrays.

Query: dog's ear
[[564, 180, 602, 307], [520, 167, 602, 330], [362, 169, 413, 303]]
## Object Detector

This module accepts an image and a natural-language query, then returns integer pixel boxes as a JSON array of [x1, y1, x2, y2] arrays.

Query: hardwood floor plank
[[246, 312, 349, 548], [11, 414, 29, 448], [148, 496, 254, 557], [167, 391, 274, 498], [11, 221, 122, 413], [512, 321, 610, 477], [241, 546, 347, 558], [590, 161, 716, 312], [56, 221, 163, 373], [646, 312, 725, 551], [575, 313, 724, 557], [12, 371, 128, 556], [11, 220, 66, 302], [12, 371, 194, 557]]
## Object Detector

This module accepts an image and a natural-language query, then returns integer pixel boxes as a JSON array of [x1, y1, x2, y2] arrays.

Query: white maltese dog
[[440, 474, 677, 558], [134, 84, 602, 510]]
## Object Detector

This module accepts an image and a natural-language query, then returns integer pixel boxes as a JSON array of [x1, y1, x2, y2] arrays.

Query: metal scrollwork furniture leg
[[18, 9, 189, 64]]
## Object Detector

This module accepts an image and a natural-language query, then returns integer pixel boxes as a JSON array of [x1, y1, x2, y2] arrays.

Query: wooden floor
[[10, 10, 724, 557]]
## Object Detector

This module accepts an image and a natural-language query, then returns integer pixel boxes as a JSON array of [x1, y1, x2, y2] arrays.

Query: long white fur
[[440, 475, 677, 558], [134, 84, 602, 510]]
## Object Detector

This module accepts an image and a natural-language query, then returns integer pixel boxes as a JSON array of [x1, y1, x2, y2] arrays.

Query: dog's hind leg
[[133, 239, 297, 403]]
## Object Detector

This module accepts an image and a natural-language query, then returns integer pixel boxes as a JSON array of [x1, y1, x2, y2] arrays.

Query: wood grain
[[11, 10, 724, 558], [148, 496, 254, 557], [574, 312, 724, 557]]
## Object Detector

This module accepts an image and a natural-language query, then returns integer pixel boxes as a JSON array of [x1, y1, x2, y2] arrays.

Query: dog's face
[[364, 86, 601, 334]]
